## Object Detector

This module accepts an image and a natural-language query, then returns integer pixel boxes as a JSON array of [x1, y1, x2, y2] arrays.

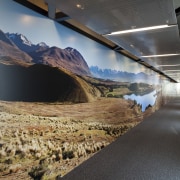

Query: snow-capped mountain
[[6, 32, 49, 53], [0, 29, 32, 64], [7, 33, 32, 46], [37, 42, 49, 47]]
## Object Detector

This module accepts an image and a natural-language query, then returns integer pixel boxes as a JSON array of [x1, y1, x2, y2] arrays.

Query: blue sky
[[0, 0, 154, 75]]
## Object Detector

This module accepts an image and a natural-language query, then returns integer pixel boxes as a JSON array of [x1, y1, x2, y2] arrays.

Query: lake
[[124, 90, 157, 112]]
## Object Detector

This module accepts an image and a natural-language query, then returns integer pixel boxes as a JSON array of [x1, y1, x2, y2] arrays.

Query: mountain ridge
[[6, 31, 91, 76], [0, 30, 33, 64], [90, 66, 150, 83]]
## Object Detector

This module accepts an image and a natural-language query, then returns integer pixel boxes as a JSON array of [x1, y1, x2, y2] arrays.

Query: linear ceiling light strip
[[164, 70, 180, 72], [155, 64, 180, 67], [141, 54, 180, 58], [104, 24, 176, 35]]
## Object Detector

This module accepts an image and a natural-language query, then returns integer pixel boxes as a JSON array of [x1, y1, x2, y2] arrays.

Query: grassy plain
[[0, 97, 152, 179]]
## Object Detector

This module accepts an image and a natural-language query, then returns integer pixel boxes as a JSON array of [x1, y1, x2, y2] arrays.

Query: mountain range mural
[[0, 29, 90, 75], [0, 26, 161, 179], [0, 29, 151, 82], [0, 28, 158, 102]]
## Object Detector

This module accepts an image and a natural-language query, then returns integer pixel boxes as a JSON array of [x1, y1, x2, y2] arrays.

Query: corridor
[[62, 99, 180, 180]]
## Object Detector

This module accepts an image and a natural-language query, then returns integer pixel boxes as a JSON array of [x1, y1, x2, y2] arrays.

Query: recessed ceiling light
[[141, 53, 180, 58], [155, 64, 180, 67], [104, 24, 176, 35], [76, 4, 84, 9], [164, 70, 180, 72], [165, 73, 179, 75]]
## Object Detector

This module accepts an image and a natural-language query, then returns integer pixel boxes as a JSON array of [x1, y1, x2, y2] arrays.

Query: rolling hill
[[0, 63, 100, 102]]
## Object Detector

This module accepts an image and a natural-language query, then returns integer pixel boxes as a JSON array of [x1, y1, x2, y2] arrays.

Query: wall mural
[[0, 0, 164, 179]]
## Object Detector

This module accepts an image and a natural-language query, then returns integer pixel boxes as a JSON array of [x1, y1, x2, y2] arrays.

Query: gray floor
[[61, 99, 180, 180]]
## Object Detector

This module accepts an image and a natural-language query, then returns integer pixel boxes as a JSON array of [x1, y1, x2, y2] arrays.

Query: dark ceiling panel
[[52, 0, 177, 34]]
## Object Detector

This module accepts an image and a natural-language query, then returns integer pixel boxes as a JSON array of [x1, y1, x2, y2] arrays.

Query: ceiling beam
[[13, 0, 48, 17], [55, 12, 70, 22], [47, 3, 56, 19]]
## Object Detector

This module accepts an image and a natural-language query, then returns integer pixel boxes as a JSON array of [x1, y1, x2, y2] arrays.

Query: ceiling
[[14, 0, 180, 83]]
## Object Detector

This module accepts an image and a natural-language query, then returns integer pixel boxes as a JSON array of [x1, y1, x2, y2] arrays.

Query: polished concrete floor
[[62, 99, 180, 180]]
